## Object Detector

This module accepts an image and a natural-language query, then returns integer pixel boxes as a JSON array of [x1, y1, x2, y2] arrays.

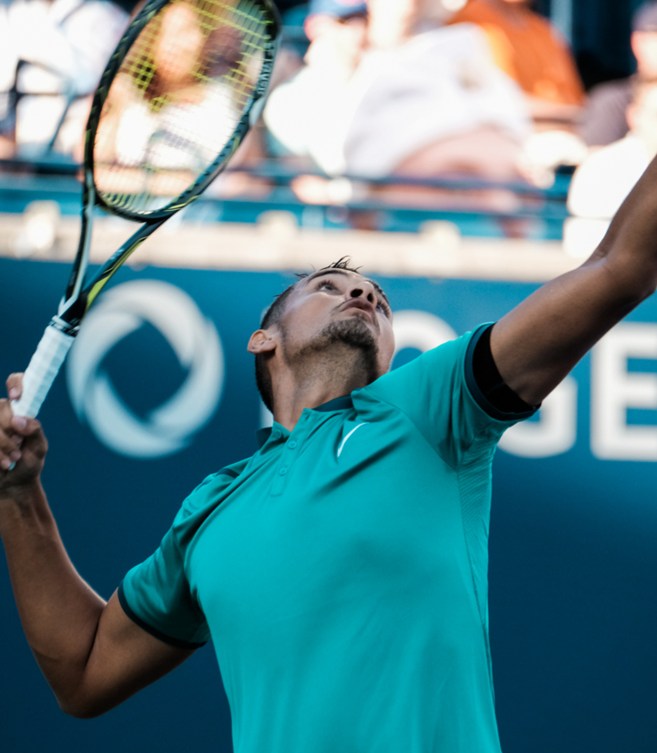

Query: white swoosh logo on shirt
[[337, 422, 368, 458]]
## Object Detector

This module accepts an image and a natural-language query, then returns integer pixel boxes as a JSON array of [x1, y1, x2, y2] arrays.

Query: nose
[[349, 282, 376, 305]]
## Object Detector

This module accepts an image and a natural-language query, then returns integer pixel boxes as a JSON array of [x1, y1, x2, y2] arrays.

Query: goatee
[[286, 318, 380, 383]]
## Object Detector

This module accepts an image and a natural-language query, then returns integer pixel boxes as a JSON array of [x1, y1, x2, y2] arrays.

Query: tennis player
[[3, 154, 657, 752]]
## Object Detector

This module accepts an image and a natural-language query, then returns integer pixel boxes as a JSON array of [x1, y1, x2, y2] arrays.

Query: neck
[[270, 345, 377, 430]]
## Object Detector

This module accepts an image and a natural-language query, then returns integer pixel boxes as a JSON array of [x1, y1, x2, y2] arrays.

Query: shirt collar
[[313, 394, 353, 412], [255, 394, 354, 447]]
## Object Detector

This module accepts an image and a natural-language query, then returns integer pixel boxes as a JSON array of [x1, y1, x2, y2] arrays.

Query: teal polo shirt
[[119, 325, 534, 753]]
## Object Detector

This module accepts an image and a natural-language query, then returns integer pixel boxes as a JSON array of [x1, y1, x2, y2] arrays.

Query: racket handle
[[12, 322, 76, 419]]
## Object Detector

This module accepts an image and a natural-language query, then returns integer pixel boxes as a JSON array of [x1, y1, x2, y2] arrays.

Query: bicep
[[70, 591, 195, 718]]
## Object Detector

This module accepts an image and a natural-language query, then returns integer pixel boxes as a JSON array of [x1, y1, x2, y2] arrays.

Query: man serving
[[2, 151, 657, 752]]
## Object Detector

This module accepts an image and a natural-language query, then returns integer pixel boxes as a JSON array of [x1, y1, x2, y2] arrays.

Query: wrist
[[0, 478, 49, 534]]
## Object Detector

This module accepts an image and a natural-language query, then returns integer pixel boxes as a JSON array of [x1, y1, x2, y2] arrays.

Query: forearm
[[0, 480, 106, 711], [0, 389, 190, 717]]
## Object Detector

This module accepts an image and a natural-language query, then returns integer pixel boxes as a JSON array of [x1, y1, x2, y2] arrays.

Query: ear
[[248, 328, 277, 355]]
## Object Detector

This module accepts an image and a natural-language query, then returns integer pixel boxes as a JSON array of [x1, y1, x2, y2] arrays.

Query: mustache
[[283, 319, 380, 381]]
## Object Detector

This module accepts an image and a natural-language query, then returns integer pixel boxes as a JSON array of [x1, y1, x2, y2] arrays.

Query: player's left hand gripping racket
[[11, 0, 280, 419]]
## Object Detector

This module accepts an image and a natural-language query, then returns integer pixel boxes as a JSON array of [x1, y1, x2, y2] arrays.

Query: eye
[[317, 280, 337, 291], [376, 298, 391, 317]]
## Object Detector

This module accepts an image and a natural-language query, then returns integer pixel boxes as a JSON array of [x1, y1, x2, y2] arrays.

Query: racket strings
[[93, 0, 273, 215]]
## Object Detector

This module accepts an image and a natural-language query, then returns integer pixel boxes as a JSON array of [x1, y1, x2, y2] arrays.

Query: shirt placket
[[269, 412, 311, 497]]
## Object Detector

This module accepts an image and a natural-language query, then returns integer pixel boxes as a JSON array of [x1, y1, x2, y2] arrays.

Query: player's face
[[277, 268, 395, 376]]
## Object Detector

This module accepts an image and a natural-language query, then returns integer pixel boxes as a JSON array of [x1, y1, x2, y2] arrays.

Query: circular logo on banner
[[67, 280, 224, 458]]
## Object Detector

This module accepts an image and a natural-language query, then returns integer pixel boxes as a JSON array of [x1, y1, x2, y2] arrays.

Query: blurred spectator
[[264, 0, 533, 209], [0, 0, 129, 159], [578, 1, 657, 147], [91, 0, 269, 199], [263, 0, 369, 178], [96, 2, 241, 168], [565, 77, 657, 256], [446, 0, 585, 131], [365, 0, 451, 48], [344, 0, 532, 192]]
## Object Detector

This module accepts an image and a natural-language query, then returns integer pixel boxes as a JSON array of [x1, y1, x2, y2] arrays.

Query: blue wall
[[1, 258, 657, 752]]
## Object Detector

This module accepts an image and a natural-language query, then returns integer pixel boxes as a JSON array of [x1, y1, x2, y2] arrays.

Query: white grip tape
[[11, 324, 75, 418]]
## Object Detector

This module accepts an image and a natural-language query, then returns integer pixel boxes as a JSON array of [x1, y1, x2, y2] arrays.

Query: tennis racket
[[11, 0, 280, 419]]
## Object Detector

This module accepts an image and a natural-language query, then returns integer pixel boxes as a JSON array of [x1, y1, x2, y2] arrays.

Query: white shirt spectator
[[264, 22, 530, 179], [344, 24, 531, 177], [0, 0, 128, 156], [565, 79, 657, 257]]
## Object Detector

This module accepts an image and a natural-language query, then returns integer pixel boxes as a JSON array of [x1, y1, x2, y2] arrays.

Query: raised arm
[[491, 154, 657, 407], [0, 377, 194, 718]]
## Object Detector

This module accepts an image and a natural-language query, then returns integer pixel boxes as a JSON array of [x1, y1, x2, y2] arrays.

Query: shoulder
[[355, 325, 530, 461], [359, 327, 483, 404], [172, 457, 252, 535]]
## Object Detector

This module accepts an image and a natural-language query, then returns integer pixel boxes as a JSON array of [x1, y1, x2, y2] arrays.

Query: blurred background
[[2, 1, 657, 752]]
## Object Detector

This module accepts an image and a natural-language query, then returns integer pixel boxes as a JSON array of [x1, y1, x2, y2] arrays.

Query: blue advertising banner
[[1, 257, 657, 753]]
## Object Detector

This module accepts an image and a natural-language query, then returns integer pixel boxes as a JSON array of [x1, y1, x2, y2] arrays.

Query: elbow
[[623, 273, 657, 310], [59, 699, 106, 719], [57, 691, 115, 719], [591, 249, 657, 310], [594, 232, 657, 304]]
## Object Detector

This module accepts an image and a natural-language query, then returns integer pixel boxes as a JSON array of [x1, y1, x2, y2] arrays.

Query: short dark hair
[[255, 257, 362, 412]]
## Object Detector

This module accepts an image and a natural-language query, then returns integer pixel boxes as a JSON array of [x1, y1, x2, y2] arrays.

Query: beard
[[283, 317, 380, 384]]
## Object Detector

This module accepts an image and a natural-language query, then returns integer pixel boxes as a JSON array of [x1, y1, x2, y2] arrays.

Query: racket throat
[[56, 295, 86, 332]]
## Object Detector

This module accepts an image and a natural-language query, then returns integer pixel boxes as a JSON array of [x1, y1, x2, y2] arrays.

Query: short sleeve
[[119, 531, 209, 648], [118, 461, 249, 648]]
